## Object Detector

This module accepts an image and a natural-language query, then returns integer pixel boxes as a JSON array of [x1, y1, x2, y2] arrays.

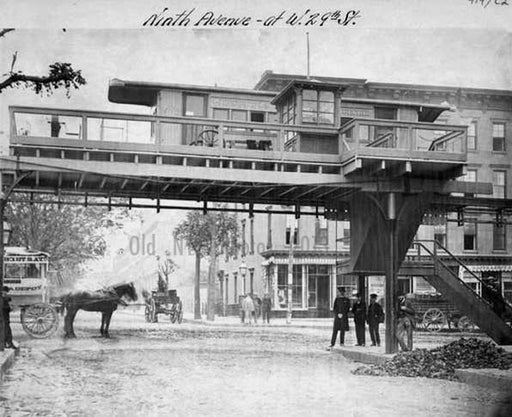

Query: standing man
[[367, 293, 384, 347], [352, 292, 366, 346], [261, 293, 272, 324], [1, 286, 16, 349], [396, 293, 416, 351], [328, 287, 350, 350]]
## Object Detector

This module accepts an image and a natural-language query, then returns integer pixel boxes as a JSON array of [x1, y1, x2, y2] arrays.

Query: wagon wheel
[[195, 129, 218, 147], [422, 308, 445, 332], [458, 315, 476, 332], [170, 309, 177, 324], [150, 298, 158, 323], [21, 303, 59, 339], [177, 302, 183, 324]]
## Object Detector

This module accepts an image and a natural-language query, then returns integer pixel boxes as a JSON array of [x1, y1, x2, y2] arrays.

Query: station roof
[[270, 79, 349, 105], [108, 79, 275, 107]]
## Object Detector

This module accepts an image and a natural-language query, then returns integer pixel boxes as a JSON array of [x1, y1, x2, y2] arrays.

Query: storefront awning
[[466, 265, 512, 272]]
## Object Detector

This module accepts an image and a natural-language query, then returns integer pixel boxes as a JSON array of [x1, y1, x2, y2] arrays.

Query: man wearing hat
[[328, 287, 351, 350], [351, 292, 366, 346], [367, 293, 384, 347], [1, 286, 16, 349]]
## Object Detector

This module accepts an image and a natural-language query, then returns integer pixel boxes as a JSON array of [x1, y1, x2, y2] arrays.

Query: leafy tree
[[5, 194, 133, 287], [174, 209, 239, 320], [0, 28, 86, 95]]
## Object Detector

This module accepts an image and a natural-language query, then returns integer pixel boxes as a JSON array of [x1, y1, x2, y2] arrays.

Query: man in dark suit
[[2, 286, 17, 349], [328, 287, 351, 350], [352, 292, 366, 346], [367, 293, 384, 347]]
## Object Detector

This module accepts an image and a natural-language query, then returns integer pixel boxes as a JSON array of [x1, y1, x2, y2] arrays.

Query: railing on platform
[[339, 118, 467, 154], [9, 106, 339, 154]]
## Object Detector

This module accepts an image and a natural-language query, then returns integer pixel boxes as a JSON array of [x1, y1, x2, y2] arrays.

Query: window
[[183, 94, 206, 117], [456, 169, 477, 198], [233, 273, 238, 303], [434, 224, 447, 247], [374, 107, 397, 120], [232, 110, 247, 122], [213, 108, 229, 120], [250, 112, 265, 123], [492, 122, 506, 152], [463, 221, 477, 251], [493, 170, 506, 199], [225, 275, 229, 305], [241, 219, 246, 257], [308, 265, 329, 309], [504, 279, 512, 304], [467, 121, 477, 150], [285, 215, 299, 245], [277, 265, 304, 308], [302, 89, 335, 125], [493, 224, 506, 251], [342, 225, 350, 249], [315, 218, 328, 246]]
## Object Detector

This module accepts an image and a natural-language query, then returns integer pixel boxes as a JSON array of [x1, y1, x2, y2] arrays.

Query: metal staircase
[[411, 240, 512, 345]]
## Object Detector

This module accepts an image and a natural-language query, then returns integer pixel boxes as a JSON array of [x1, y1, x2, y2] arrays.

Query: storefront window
[[277, 264, 304, 308]]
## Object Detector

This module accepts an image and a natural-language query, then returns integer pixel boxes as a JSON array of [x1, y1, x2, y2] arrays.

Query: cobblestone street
[[0, 310, 505, 416]]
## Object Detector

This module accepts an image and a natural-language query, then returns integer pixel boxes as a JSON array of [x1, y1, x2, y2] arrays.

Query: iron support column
[[385, 193, 399, 354]]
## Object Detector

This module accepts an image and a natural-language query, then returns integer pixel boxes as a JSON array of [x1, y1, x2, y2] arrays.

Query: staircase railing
[[411, 240, 512, 316]]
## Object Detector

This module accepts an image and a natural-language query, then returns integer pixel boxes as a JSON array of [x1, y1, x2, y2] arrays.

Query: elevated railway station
[[2, 74, 512, 352]]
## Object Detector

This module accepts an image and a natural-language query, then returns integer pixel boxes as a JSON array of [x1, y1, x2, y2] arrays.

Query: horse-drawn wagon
[[144, 289, 183, 324], [4, 247, 60, 338], [409, 293, 476, 332]]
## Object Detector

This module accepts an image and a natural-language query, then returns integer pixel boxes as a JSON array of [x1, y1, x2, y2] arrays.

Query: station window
[[183, 94, 206, 117], [467, 121, 477, 150], [250, 112, 265, 123], [213, 108, 229, 120], [302, 89, 334, 125], [492, 170, 506, 199], [374, 107, 397, 120], [434, 224, 447, 247], [492, 122, 506, 152], [232, 110, 248, 122]]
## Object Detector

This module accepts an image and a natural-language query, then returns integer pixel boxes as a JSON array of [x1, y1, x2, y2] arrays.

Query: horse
[[60, 282, 138, 338]]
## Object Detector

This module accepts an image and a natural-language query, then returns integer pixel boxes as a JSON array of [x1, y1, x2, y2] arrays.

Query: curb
[[336, 348, 394, 366], [0, 348, 19, 382], [455, 369, 512, 391]]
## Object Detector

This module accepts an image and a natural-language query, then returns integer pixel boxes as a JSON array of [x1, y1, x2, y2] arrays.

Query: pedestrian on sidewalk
[[352, 293, 366, 346], [396, 293, 416, 351], [1, 286, 16, 349], [367, 293, 384, 347], [328, 287, 350, 350], [242, 294, 255, 325], [261, 293, 272, 324]]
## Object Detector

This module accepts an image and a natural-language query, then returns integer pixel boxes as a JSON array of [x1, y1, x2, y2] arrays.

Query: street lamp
[[239, 259, 247, 294]]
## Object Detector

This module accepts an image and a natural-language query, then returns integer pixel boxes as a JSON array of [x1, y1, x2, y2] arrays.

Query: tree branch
[[0, 28, 15, 38]]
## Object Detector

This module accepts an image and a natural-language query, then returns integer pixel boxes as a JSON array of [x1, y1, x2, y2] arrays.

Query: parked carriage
[[3, 247, 60, 338], [144, 289, 183, 324]]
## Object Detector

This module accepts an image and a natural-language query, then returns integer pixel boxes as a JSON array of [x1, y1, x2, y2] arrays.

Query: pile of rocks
[[352, 338, 512, 380]]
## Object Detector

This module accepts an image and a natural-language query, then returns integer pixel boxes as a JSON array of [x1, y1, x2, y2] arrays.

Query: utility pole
[[286, 220, 295, 324]]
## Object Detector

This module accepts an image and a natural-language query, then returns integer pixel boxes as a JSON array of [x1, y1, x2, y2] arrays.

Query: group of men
[[241, 293, 272, 325], [329, 287, 416, 351]]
